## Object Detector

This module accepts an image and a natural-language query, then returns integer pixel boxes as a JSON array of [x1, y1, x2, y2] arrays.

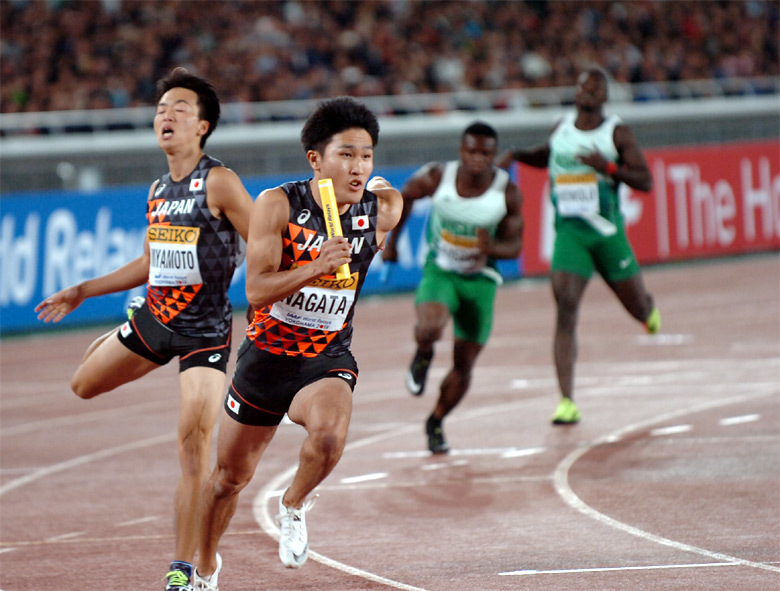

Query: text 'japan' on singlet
[[248, 179, 380, 357]]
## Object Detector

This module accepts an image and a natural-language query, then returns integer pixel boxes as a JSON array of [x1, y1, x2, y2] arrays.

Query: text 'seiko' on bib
[[147, 224, 203, 286]]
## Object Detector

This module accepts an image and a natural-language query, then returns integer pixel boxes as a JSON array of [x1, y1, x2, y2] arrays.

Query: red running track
[[1, 254, 778, 591]]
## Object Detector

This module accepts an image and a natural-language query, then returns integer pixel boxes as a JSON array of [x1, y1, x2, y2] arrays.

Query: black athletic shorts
[[225, 337, 358, 427], [117, 304, 231, 373]]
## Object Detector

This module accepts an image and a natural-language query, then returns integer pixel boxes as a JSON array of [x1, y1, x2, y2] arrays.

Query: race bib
[[147, 224, 203, 286], [270, 273, 358, 332], [435, 229, 486, 274], [555, 173, 599, 216]]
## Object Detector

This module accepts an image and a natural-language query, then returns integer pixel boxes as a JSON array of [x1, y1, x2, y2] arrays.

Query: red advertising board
[[516, 140, 780, 276]]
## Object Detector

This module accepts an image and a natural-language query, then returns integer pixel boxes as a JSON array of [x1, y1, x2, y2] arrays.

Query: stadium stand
[[2, 0, 777, 122]]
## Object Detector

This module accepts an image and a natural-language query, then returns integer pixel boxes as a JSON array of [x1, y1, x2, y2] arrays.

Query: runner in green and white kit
[[499, 68, 660, 425], [384, 122, 523, 453]]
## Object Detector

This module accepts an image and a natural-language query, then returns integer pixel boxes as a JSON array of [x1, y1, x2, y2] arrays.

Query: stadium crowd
[[1, 0, 778, 115]]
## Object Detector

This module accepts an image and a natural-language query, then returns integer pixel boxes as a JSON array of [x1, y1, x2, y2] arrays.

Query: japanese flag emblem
[[352, 215, 369, 230], [227, 393, 241, 414], [189, 178, 204, 192]]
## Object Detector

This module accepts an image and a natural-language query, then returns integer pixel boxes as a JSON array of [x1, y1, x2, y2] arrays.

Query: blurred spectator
[[1, 0, 777, 116]]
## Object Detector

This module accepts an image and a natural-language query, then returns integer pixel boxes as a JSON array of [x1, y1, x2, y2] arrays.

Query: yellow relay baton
[[318, 178, 351, 280]]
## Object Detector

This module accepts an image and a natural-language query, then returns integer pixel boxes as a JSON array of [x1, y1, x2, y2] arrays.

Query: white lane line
[[554, 387, 780, 574], [252, 399, 552, 591], [650, 425, 692, 436], [421, 459, 468, 471], [501, 447, 545, 458], [384, 446, 543, 459], [636, 334, 694, 346], [500, 561, 740, 575], [510, 378, 557, 389], [254, 421, 443, 591], [340, 473, 388, 484], [0, 433, 174, 497], [117, 516, 160, 527], [250, 380, 778, 588], [315, 474, 551, 492], [256, 487, 431, 591], [44, 531, 85, 543], [720, 414, 760, 426]]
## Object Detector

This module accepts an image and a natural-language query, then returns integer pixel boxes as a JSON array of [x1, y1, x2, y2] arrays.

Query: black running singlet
[[145, 155, 240, 338], [247, 179, 380, 357]]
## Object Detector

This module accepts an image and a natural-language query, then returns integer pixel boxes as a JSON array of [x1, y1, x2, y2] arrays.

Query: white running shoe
[[193, 553, 221, 591], [277, 490, 317, 568]]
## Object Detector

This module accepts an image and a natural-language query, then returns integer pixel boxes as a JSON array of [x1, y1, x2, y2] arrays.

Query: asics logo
[[619, 258, 632, 269], [297, 209, 311, 224], [337, 372, 353, 381], [154, 182, 166, 197], [208, 353, 222, 363]]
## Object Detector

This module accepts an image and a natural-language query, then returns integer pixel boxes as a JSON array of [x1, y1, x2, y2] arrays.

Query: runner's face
[[316, 128, 374, 204], [154, 87, 208, 151], [574, 73, 607, 112], [460, 134, 497, 176]]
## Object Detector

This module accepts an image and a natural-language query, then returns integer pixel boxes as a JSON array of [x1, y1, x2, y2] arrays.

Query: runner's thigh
[[72, 331, 160, 396], [179, 366, 227, 428]]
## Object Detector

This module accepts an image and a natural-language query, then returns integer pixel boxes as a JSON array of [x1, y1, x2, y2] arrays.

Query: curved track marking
[[253, 423, 432, 591], [253, 383, 779, 588], [553, 387, 780, 574], [252, 401, 539, 591]]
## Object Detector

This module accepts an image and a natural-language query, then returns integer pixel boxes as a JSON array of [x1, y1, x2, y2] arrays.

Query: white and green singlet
[[425, 161, 508, 284], [549, 112, 623, 237]]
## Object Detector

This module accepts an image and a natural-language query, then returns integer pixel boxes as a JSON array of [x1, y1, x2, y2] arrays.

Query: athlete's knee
[[553, 274, 586, 312], [415, 322, 444, 345], [306, 427, 347, 464], [70, 372, 101, 399], [555, 287, 582, 315], [178, 422, 214, 475], [443, 367, 472, 392], [70, 378, 92, 399], [454, 366, 473, 386], [211, 465, 251, 500]]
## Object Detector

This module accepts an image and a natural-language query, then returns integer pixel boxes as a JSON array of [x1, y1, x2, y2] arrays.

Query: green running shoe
[[165, 561, 193, 590], [552, 397, 581, 425], [644, 307, 661, 334]]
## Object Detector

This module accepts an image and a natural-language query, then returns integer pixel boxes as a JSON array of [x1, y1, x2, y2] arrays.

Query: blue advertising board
[[0, 166, 521, 335]]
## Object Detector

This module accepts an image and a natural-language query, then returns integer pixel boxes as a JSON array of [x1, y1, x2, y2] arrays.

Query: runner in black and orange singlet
[[144, 154, 241, 339], [193, 97, 403, 588], [35, 68, 253, 591]]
